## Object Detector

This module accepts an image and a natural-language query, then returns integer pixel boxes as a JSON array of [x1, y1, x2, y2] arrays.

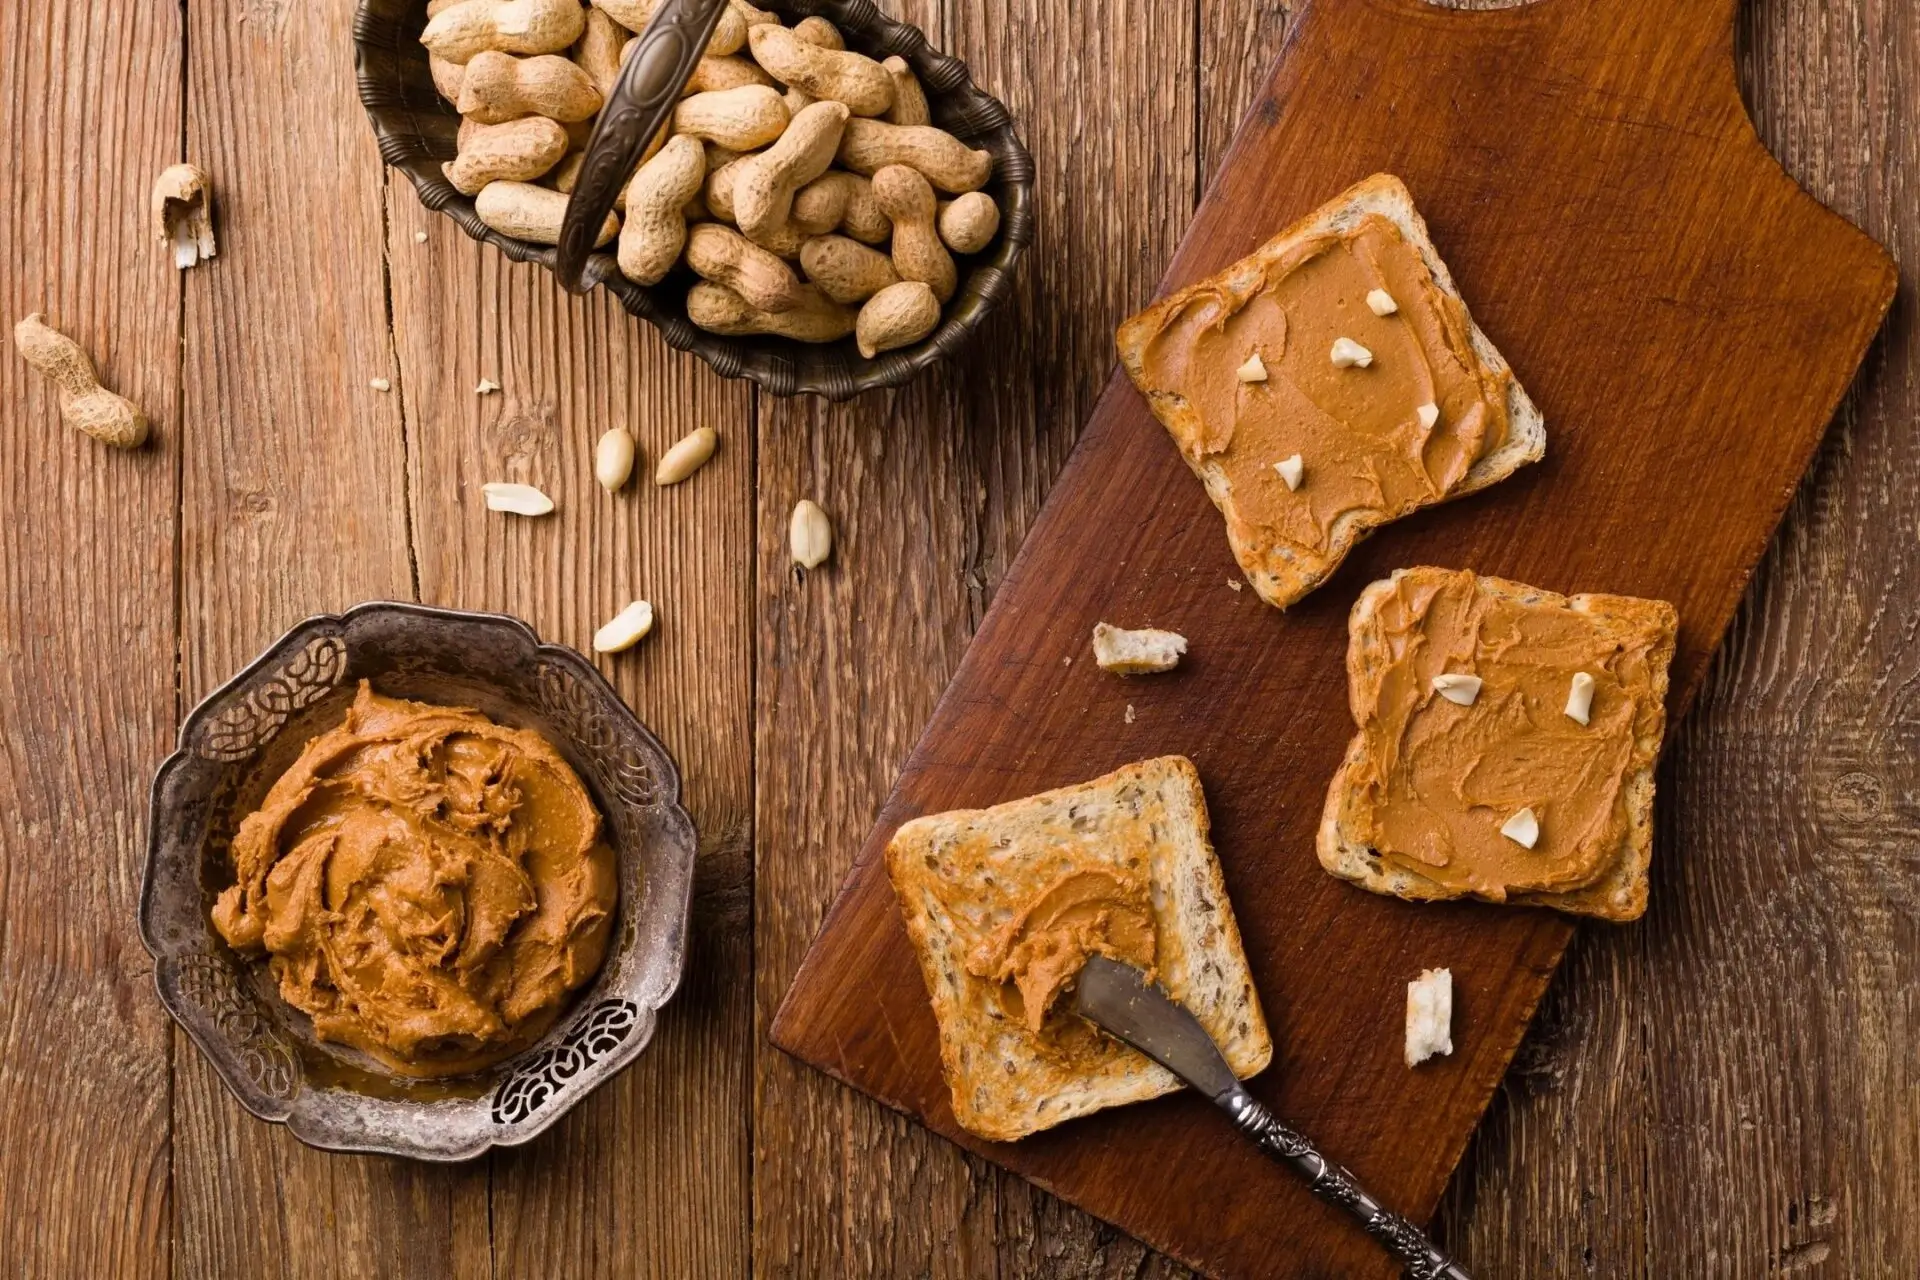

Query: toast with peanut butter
[[1116, 174, 1545, 609], [886, 756, 1271, 1142], [1317, 567, 1678, 921]]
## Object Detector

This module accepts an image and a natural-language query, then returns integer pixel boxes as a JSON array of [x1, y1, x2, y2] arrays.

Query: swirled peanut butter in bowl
[[211, 681, 617, 1078]]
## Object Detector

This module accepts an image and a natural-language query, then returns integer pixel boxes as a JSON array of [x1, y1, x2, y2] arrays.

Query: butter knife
[[1072, 955, 1471, 1280]]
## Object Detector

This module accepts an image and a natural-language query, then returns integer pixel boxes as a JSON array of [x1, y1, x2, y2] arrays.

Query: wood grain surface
[[0, 2, 1912, 1279], [0, 5, 180, 1277]]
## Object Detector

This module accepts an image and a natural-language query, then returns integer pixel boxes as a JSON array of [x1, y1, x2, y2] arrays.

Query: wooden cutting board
[[771, 0, 1895, 1275]]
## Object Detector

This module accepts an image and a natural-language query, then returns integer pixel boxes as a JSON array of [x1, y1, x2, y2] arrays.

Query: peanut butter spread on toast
[[1349, 571, 1668, 899], [212, 682, 616, 1077], [964, 870, 1156, 1033], [1137, 215, 1510, 557]]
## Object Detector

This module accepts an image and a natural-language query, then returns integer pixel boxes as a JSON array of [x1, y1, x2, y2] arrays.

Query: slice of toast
[[1317, 568, 1677, 922], [1116, 174, 1545, 609], [886, 756, 1271, 1142]]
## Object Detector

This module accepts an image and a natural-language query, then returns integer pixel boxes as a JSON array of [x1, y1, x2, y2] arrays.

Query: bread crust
[[887, 756, 1272, 1141], [1316, 568, 1677, 922], [1116, 174, 1545, 609]]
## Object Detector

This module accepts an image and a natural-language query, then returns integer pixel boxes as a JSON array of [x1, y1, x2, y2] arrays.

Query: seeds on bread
[[886, 756, 1271, 1142]]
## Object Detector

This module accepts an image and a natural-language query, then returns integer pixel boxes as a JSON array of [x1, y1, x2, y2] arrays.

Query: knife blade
[[1073, 956, 1472, 1280]]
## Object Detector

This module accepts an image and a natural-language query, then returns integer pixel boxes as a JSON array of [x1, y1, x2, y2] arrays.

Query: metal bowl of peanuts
[[355, 0, 1033, 399]]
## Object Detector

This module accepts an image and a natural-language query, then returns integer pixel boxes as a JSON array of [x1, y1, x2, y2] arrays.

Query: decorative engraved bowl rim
[[139, 601, 698, 1161]]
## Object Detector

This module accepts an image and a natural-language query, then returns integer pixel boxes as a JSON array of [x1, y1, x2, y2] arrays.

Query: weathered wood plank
[[1436, 0, 1920, 1273], [750, 0, 1199, 1273], [169, 3, 480, 1276], [752, 383, 1007, 1277], [0, 4, 181, 1276], [384, 193, 757, 1275]]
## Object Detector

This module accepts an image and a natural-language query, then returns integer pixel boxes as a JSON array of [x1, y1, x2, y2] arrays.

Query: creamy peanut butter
[[1137, 215, 1510, 556], [1348, 570, 1668, 900], [212, 682, 616, 1077], [964, 869, 1156, 1033]]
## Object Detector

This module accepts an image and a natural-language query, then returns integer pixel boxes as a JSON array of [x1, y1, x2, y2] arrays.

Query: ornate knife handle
[[552, 0, 730, 292], [1221, 1087, 1472, 1280]]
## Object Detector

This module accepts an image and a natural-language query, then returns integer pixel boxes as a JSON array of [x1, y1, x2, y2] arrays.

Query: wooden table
[[3, 0, 1912, 1275]]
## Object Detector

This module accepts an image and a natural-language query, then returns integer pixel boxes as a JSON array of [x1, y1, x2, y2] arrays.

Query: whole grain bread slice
[[1116, 174, 1545, 609], [887, 756, 1271, 1142], [1317, 568, 1677, 922]]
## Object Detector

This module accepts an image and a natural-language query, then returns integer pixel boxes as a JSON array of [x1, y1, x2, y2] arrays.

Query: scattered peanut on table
[[592, 599, 656, 653], [420, 0, 1002, 357], [152, 164, 217, 269], [595, 426, 637, 490], [789, 499, 832, 568], [655, 426, 719, 485], [482, 481, 557, 515], [13, 314, 149, 449]]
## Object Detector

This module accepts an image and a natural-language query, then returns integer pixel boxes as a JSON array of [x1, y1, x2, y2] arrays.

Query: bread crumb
[[1124, 704, 1135, 724], [475, 378, 501, 394], [1227, 580, 1243, 592], [369, 377, 392, 393], [1406, 968, 1453, 1066], [1092, 622, 1187, 675], [414, 230, 429, 244]]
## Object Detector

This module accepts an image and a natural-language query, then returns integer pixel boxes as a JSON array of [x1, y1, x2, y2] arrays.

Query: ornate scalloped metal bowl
[[353, 0, 1034, 400], [139, 602, 697, 1160]]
